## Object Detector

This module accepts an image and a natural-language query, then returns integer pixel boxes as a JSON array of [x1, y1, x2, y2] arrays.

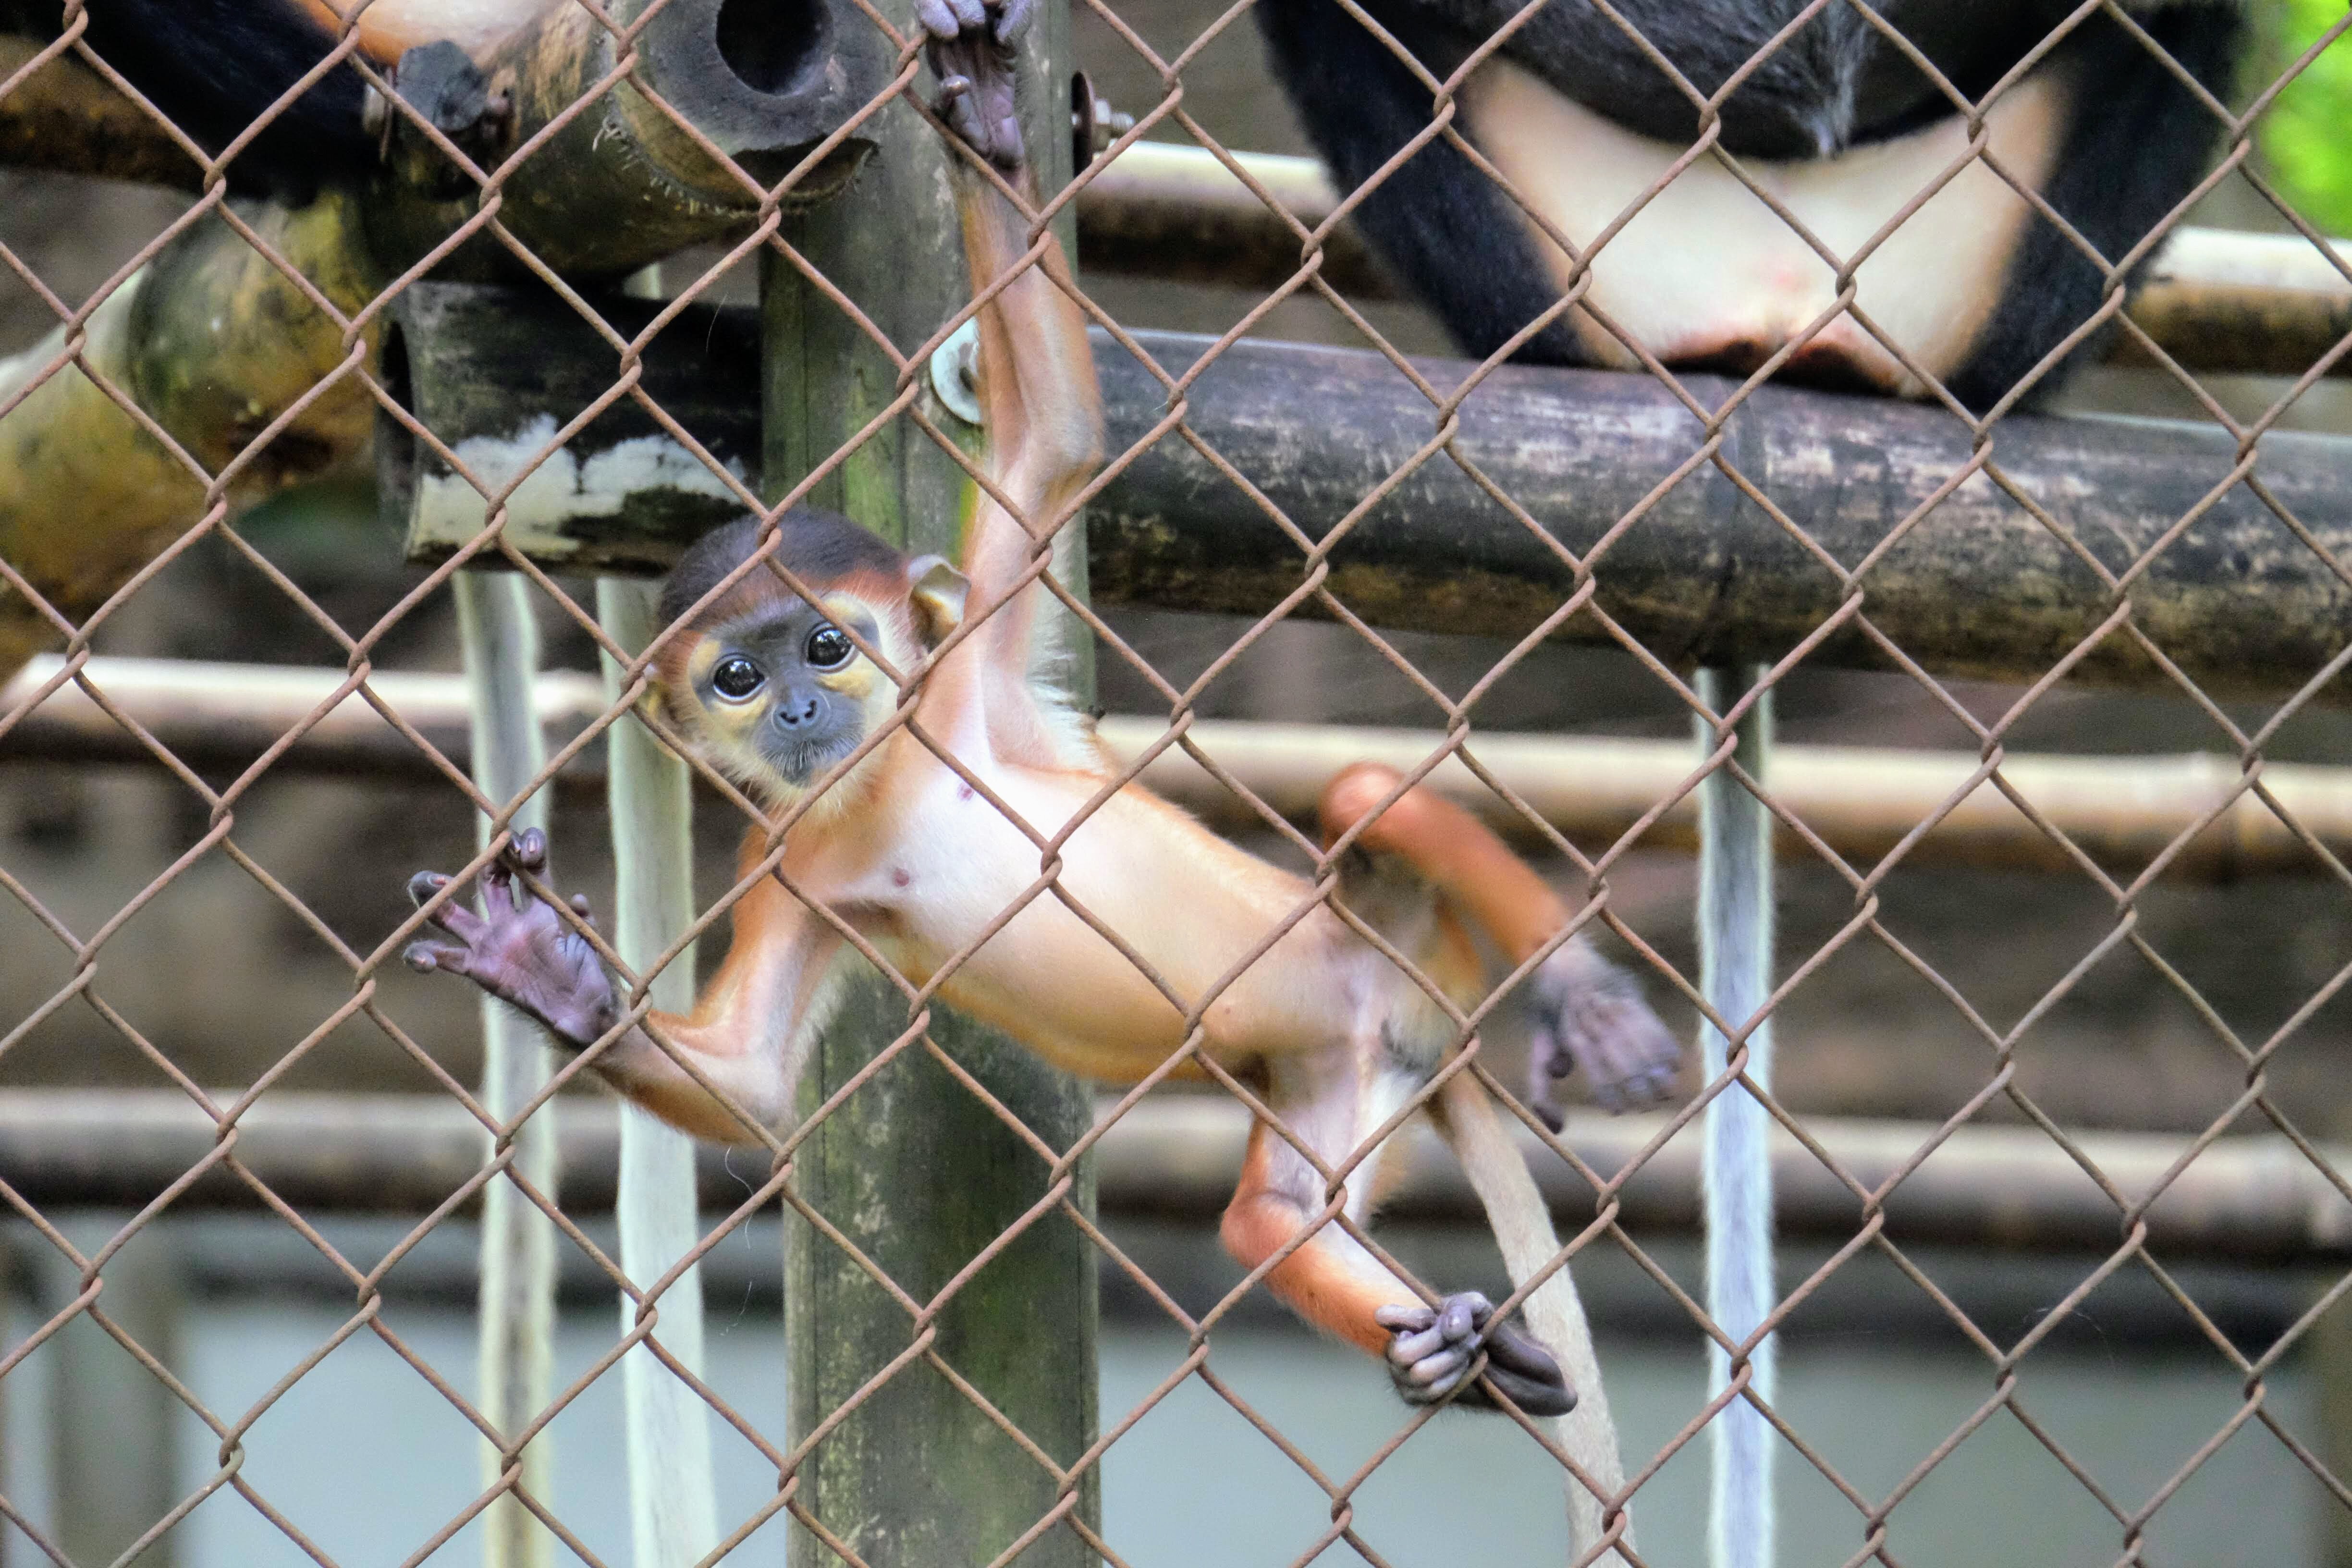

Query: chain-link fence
[[2, 0, 2351, 1564]]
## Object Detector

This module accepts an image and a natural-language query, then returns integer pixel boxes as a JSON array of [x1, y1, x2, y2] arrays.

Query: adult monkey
[[1258, 0, 2247, 411], [401, 1, 1679, 1544]]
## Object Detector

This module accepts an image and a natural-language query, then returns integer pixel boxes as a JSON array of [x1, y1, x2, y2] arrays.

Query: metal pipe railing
[[10, 654, 2349, 878], [0, 1089, 2339, 1262]]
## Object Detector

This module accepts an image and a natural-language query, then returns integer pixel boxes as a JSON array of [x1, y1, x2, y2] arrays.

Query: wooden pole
[[760, 12, 1100, 1563], [597, 577, 721, 1567], [1695, 667, 1778, 1568], [1078, 341, 2352, 706], [455, 573, 559, 1568]]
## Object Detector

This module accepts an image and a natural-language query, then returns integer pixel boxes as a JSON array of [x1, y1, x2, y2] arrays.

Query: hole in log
[[714, 0, 830, 96]]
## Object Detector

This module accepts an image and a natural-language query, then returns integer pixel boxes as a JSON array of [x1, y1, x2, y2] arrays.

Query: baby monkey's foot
[[919, 0, 1030, 168], [1528, 938, 1682, 1125], [404, 827, 618, 1049], [1377, 1291, 1575, 1417]]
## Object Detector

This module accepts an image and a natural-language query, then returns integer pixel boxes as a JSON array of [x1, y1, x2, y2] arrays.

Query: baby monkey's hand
[[921, 0, 1030, 169], [404, 827, 618, 1050]]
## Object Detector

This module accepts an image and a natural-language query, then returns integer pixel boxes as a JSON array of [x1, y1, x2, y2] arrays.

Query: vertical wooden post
[[456, 572, 559, 1568], [1696, 664, 1778, 1568], [760, 12, 1101, 1566], [598, 576, 722, 1567]]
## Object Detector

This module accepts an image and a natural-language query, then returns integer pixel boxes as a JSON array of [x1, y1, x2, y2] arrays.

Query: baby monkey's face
[[685, 594, 894, 796]]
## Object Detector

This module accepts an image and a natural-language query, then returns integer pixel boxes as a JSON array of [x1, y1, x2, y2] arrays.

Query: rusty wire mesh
[[1, 0, 2351, 1563]]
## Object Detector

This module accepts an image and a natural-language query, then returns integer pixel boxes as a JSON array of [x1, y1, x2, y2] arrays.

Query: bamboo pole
[[596, 577, 720, 1567], [454, 573, 559, 1568], [0, 194, 380, 685], [1694, 668, 1776, 1568], [760, 9, 1101, 1561], [13, 655, 2352, 880], [42, 1218, 181, 1568]]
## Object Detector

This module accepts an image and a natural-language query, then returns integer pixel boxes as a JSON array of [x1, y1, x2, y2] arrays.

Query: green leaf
[[2261, 0, 2352, 235]]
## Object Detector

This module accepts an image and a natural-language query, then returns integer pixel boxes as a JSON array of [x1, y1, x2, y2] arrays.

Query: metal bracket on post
[[1696, 663, 1778, 1568]]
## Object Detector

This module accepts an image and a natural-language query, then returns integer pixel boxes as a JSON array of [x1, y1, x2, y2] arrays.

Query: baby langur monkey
[[403, 6, 1680, 1420]]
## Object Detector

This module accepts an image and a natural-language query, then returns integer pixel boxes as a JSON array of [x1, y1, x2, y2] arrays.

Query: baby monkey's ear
[[907, 554, 969, 645]]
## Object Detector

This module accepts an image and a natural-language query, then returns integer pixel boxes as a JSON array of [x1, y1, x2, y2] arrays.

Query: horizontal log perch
[[10, 654, 2351, 879], [0, 1088, 2341, 1261], [389, 283, 2352, 702], [1083, 339, 2352, 701]]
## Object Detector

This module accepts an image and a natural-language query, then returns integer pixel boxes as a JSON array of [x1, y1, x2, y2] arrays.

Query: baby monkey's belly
[[863, 758, 1387, 1082]]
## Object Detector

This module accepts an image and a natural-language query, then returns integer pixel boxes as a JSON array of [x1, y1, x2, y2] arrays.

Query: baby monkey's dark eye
[[805, 625, 854, 670], [711, 655, 764, 700]]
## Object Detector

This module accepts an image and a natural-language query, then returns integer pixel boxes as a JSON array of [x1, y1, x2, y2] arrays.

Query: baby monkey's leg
[[1318, 763, 1683, 1121], [1218, 1056, 1577, 1418]]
